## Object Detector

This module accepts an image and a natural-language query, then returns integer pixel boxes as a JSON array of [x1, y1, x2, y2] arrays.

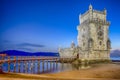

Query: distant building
[[59, 4, 111, 60]]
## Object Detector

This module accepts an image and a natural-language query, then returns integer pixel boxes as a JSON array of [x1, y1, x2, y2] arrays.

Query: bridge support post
[[50, 60, 52, 70], [7, 56, 10, 72], [23, 61, 26, 73], [30, 61, 32, 73], [0, 63, 3, 73], [38, 60, 40, 73], [28, 61, 30, 73], [26, 61, 28, 73], [30, 60, 32, 73], [13, 56, 16, 72], [53, 59, 55, 70], [18, 61, 20, 73], [56, 58, 58, 69], [61, 58, 64, 70], [32, 60, 34, 73], [46, 60, 48, 70], [8, 62, 10, 72], [33, 60, 35, 73], [13, 61, 16, 72], [42, 60, 44, 73]]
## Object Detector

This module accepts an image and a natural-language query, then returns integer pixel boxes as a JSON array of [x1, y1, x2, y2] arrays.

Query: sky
[[0, 0, 120, 52]]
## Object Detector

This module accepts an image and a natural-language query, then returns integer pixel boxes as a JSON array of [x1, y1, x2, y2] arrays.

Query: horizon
[[0, 50, 119, 60], [0, 0, 120, 52]]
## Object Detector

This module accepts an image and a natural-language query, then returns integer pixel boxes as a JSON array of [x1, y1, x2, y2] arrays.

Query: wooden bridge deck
[[0, 56, 59, 63]]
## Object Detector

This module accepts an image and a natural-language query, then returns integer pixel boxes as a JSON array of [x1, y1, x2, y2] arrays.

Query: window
[[83, 42, 85, 46], [99, 41, 102, 45], [83, 28, 85, 31], [99, 26, 101, 30], [82, 35, 85, 38]]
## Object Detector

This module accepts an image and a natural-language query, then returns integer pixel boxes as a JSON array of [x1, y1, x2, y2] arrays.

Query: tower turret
[[104, 8, 107, 15], [71, 41, 75, 48], [89, 4, 93, 10]]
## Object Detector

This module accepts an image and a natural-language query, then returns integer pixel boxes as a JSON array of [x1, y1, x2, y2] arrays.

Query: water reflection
[[72, 63, 90, 70], [2, 61, 91, 74]]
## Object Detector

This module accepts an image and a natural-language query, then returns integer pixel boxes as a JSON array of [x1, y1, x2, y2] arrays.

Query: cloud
[[17, 43, 45, 48], [3, 40, 11, 43], [0, 40, 12, 45], [111, 48, 120, 51], [17, 47, 34, 51]]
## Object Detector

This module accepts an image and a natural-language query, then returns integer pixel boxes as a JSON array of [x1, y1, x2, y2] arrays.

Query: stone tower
[[77, 4, 111, 60]]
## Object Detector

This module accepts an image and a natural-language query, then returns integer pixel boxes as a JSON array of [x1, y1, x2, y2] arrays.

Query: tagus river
[[1, 57, 90, 74]]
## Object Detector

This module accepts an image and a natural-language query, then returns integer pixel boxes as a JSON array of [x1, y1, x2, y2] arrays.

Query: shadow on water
[[72, 63, 91, 70]]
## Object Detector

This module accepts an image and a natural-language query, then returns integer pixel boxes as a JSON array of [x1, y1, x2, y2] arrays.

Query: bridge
[[0, 54, 76, 73]]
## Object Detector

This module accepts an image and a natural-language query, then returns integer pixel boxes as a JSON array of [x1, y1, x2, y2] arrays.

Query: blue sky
[[0, 0, 120, 52]]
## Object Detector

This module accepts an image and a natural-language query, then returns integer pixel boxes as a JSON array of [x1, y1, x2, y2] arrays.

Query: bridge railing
[[0, 55, 59, 64]]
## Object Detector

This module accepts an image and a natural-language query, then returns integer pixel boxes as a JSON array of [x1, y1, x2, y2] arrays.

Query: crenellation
[[93, 9, 105, 14]]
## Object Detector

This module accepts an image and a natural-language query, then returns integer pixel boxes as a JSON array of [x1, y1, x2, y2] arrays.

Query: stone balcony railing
[[89, 18, 110, 25], [80, 18, 110, 26]]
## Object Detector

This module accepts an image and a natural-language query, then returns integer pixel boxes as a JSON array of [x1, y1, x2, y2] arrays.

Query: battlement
[[89, 18, 110, 25], [80, 4, 107, 24]]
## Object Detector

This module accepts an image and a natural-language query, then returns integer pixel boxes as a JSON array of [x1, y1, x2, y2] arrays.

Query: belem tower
[[59, 4, 111, 61]]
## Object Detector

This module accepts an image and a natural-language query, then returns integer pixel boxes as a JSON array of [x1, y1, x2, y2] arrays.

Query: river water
[[2, 61, 90, 74]]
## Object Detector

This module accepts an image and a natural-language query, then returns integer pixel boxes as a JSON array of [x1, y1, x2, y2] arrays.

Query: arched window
[[83, 42, 85, 46], [99, 41, 102, 45], [107, 39, 111, 49], [82, 35, 85, 38], [89, 38, 93, 47], [99, 26, 101, 30]]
